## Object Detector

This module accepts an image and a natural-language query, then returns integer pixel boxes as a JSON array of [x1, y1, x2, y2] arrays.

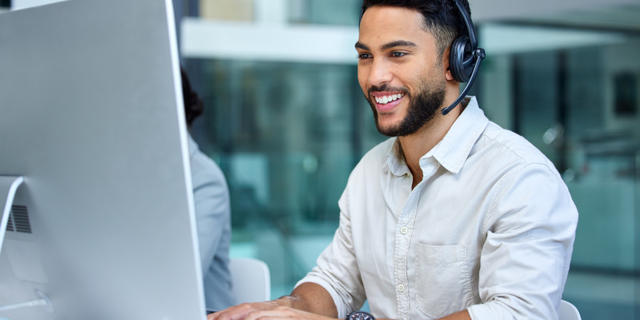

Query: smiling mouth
[[374, 93, 405, 105]]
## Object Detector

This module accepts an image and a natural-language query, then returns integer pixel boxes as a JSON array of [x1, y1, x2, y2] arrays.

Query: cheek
[[357, 70, 368, 94], [407, 68, 438, 93]]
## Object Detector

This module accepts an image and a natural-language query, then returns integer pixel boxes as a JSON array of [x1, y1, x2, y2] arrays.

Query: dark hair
[[180, 67, 204, 126], [361, 0, 471, 57]]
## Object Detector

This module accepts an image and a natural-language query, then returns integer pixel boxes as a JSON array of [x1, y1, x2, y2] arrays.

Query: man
[[211, 0, 577, 319], [182, 68, 235, 312]]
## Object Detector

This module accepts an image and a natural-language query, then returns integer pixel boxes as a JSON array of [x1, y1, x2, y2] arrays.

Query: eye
[[358, 53, 372, 60], [391, 51, 407, 58]]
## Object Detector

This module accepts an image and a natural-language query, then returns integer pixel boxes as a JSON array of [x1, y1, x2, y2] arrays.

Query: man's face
[[356, 6, 446, 136]]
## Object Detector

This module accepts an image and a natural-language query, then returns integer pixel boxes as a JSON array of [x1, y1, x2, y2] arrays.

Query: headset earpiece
[[449, 35, 473, 83], [441, 0, 486, 115]]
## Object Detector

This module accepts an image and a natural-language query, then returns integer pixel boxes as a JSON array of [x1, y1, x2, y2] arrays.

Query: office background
[[2, 0, 639, 318]]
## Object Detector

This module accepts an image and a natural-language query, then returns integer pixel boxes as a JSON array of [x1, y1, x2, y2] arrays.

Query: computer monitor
[[0, 0, 207, 319]]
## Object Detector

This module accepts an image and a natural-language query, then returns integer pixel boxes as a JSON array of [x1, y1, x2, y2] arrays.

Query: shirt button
[[397, 284, 405, 292], [400, 226, 408, 234]]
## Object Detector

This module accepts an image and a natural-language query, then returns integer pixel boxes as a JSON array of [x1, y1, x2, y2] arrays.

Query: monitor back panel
[[0, 0, 204, 319]]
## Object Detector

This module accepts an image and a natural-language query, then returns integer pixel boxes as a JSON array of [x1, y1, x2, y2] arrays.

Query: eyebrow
[[355, 41, 370, 50], [381, 40, 417, 50], [354, 40, 417, 51]]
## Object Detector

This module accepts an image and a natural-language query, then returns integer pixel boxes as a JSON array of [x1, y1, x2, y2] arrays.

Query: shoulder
[[350, 137, 396, 179], [475, 122, 576, 214], [475, 122, 559, 177], [468, 121, 571, 216], [337, 138, 394, 204], [190, 148, 228, 193]]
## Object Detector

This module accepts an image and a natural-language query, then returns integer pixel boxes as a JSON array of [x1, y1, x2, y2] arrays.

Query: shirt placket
[[393, 158, 437, 320]]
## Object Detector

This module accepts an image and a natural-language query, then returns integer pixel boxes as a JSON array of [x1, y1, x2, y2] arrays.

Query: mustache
[[367, 85, 409, 99]]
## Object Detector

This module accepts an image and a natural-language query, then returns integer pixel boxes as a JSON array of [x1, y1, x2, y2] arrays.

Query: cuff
[[467, 303, 493, 320]]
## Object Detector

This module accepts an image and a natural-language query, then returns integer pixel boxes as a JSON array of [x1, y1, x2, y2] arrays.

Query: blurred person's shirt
[[188, 134, 234, 311]]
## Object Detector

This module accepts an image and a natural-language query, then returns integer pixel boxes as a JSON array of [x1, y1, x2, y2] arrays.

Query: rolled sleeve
[[295, 190, 366, 318], [468, 163, 578, 320]]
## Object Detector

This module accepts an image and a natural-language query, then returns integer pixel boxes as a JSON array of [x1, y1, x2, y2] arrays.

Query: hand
[[208, 301, 280, 320], [242, 306, 337, 320], [209, 303, 337, 320]]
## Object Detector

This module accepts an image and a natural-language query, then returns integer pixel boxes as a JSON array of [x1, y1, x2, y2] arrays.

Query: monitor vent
[[6, 205, 32, 234], [6, 212, 14, 232]]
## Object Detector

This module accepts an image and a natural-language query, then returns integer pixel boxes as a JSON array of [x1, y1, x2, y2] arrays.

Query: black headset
[[441, 0, 486, 115]]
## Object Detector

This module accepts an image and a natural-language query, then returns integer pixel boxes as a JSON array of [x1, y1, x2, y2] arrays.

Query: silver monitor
[[0, 0, 206, 319]]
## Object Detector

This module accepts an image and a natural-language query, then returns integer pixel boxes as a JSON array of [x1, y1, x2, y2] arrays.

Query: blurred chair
[[559, 299, 581, 320], [230, 258, 271, 303]]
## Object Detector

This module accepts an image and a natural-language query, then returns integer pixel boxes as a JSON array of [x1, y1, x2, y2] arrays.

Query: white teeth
[[375, 93, 403, 104]]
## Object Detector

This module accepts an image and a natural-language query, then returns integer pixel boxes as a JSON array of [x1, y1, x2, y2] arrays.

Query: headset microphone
[[441, 0, 486, 115]]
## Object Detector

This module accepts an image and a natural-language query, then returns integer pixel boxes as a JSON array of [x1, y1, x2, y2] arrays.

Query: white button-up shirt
[[296, 97, 578, 320]]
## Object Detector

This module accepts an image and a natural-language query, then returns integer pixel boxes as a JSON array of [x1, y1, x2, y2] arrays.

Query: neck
[[398, 91, 464, 187]]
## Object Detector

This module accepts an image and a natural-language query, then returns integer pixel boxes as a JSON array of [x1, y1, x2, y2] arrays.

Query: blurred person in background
[[210, 0, 577, 319], [181, 67, 235, 312]]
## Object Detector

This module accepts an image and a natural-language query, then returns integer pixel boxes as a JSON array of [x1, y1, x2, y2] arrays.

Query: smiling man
[[210, 1, 578, 319]]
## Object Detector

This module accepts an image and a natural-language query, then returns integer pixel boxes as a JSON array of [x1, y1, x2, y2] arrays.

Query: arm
[[465, 163, 578, 319], [429, 164, 576, 320], [439, 310, 471, 320], [209, 283, 337, 320], [292, 185, 366, 318], [288, 282, 339, 316]]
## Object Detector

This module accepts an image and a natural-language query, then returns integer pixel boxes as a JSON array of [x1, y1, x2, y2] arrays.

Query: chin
[[377, 115, 402, 129], [375, 122, 400, 136]]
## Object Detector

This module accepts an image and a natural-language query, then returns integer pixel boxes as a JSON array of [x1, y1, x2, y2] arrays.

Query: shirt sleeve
[[191, 153, 230, 274], [295, 184, 366, 318], [467, 163, 578, 320]]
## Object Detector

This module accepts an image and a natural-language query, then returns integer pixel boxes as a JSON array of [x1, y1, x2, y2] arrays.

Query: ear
[[441, 47, 455, 81], [445, 68, 455, 81]]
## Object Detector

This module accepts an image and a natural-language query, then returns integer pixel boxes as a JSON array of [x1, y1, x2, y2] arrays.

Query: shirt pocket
[[414, 243, 472, 319]]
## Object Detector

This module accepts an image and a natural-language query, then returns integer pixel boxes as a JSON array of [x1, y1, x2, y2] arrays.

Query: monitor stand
[[0, 176, 52, 313], [0, 176, 24, 257]]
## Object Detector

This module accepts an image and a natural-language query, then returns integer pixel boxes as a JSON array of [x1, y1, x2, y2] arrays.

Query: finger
[[244, 308, 297, 320], [210, 302, 287, 320], [208, 305, 251, 320]]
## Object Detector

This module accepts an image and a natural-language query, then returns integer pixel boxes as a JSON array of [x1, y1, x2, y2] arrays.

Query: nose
[[367, 58, 393, 88]]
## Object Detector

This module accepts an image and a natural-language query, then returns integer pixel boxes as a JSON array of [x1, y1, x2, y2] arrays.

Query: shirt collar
[[386, 139, 411, 176], [431, 96, 488, 174], [385, 96, 489, 176]]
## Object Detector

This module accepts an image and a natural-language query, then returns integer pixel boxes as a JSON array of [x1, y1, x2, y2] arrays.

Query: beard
[[367, 80, 445, 137]]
